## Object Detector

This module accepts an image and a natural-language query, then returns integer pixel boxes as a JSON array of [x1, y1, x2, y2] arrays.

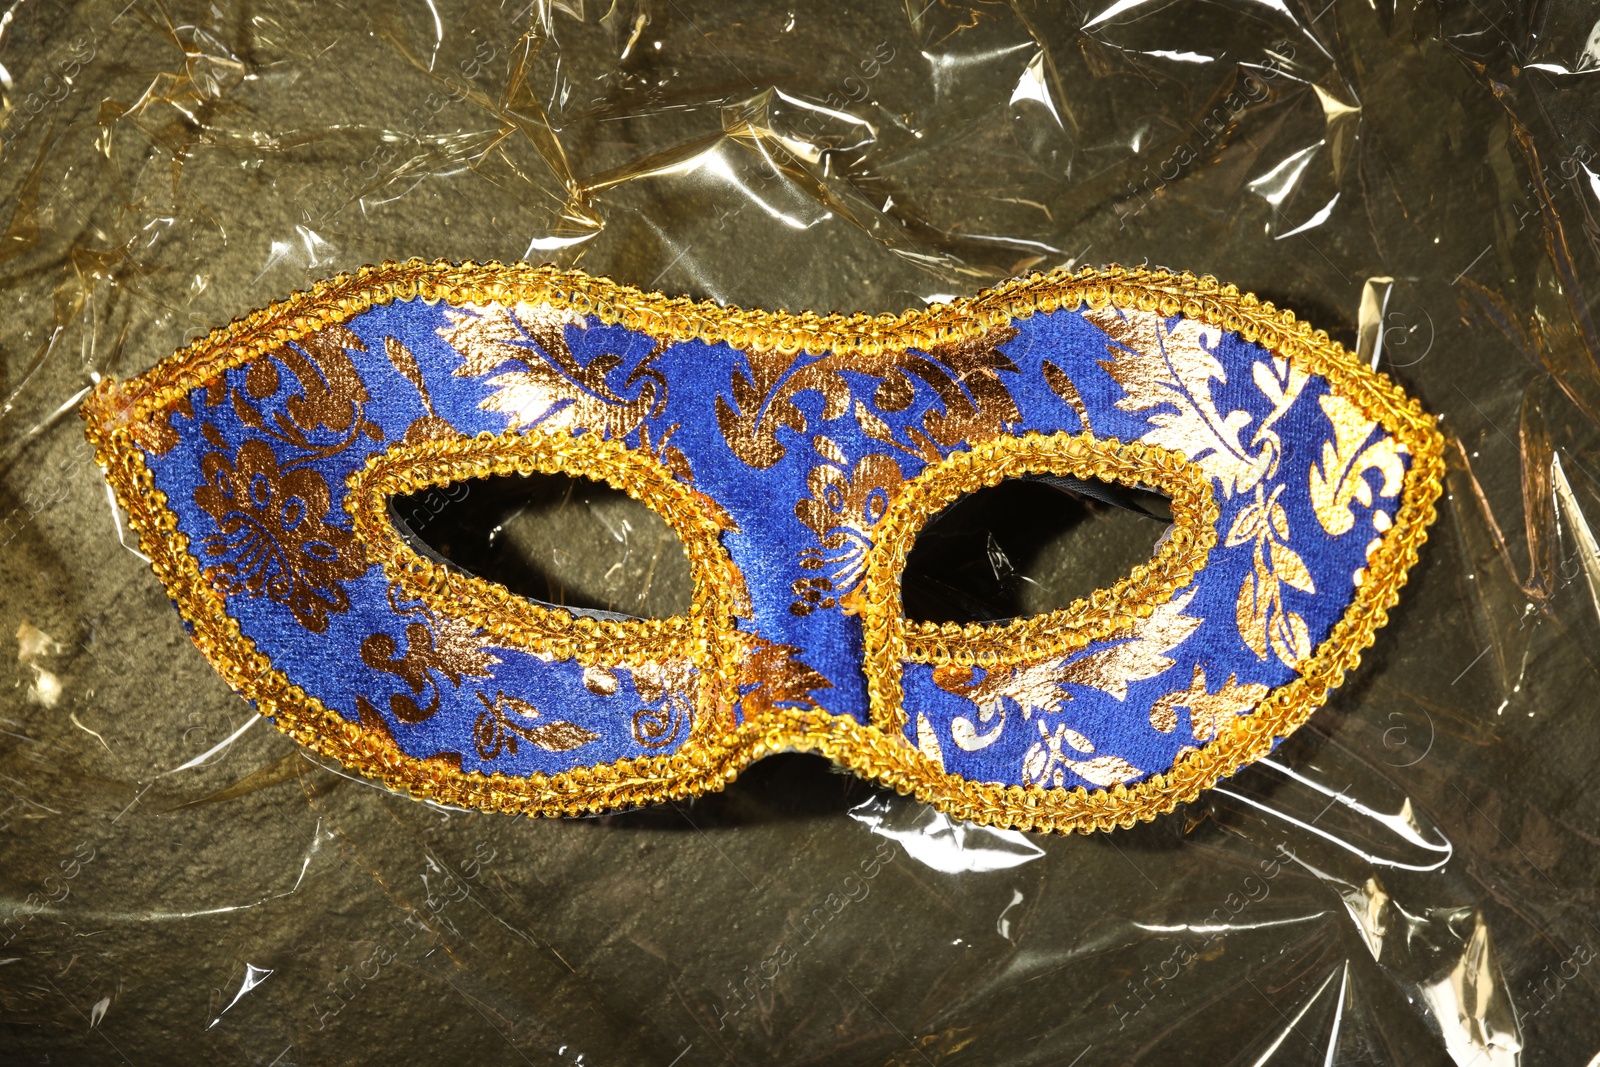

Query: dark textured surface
[[396, 473, 699, 619], [2, 1, 1599, 1063]]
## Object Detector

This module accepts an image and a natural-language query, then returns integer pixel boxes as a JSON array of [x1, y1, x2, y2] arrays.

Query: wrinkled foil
[[3, 0, 1599, 1062]]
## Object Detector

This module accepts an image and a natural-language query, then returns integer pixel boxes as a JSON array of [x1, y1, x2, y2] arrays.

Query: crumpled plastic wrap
[[3, 0, 1599, 1062]]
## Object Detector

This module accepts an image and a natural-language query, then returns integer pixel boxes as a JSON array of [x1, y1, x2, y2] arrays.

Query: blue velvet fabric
[[140, 297, 1408, 790]]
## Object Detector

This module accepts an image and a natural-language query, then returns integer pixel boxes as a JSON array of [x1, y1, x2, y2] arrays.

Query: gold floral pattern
[[1042, 360, 1089, 429], [915, 713, 946, 769], [439, 302, 667, 440], [792, 441, 904, 615], [1311, 393, 1407, 536], [581, 659, 707, 749], [934, 661, 1074, 750], [357, 602, 500, 724], [230, 325, 385, 464], [630, 659, 698, 749], [1227, 484, 1316, 666], [1021, 720, 1143, 789], [933, 591, 1201, 760], [1088, 302, 1335, 663], [383, 336, 437, 415], [715, 325, 1021, 469], [185, 322, 393, 633], [1049, 589, 1203, 698], [736, 639, 831, 719], [883, 326, 1023, 459], [1089, 306, 1305, 498], [193, 438, 369, 632], [472, 691, 599, 759], [1148, 665, 1270, 741]]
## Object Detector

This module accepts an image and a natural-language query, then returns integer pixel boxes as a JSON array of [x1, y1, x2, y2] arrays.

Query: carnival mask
[[81, 261, 1441, 832]]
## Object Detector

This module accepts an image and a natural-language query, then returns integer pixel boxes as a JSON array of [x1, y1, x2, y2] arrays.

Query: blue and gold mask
[[81, 261, 1442, 832]]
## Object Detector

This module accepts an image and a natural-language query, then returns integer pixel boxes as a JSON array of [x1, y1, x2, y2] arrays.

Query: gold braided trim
[[345, 431, 736, 658], [80, 260, 1444, 834], [80, 259, 1430, 439], [858, 433, 1219, 736], [85, 430, 764, 811], [344, 428, 748, 743]]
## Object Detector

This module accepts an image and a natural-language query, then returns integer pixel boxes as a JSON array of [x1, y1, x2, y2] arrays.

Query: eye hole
[[389, 472, 695, 621], [901, 476, 1173, 625]]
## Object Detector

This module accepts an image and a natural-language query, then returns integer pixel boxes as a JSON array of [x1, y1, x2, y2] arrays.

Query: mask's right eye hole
[[389, 472, 695, 621], [901, 476, 1172, 626]]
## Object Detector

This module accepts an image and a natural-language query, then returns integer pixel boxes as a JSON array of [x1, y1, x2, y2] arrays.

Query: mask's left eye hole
[[902, 476, 1172, 625], [388, 472, 695, 620]]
